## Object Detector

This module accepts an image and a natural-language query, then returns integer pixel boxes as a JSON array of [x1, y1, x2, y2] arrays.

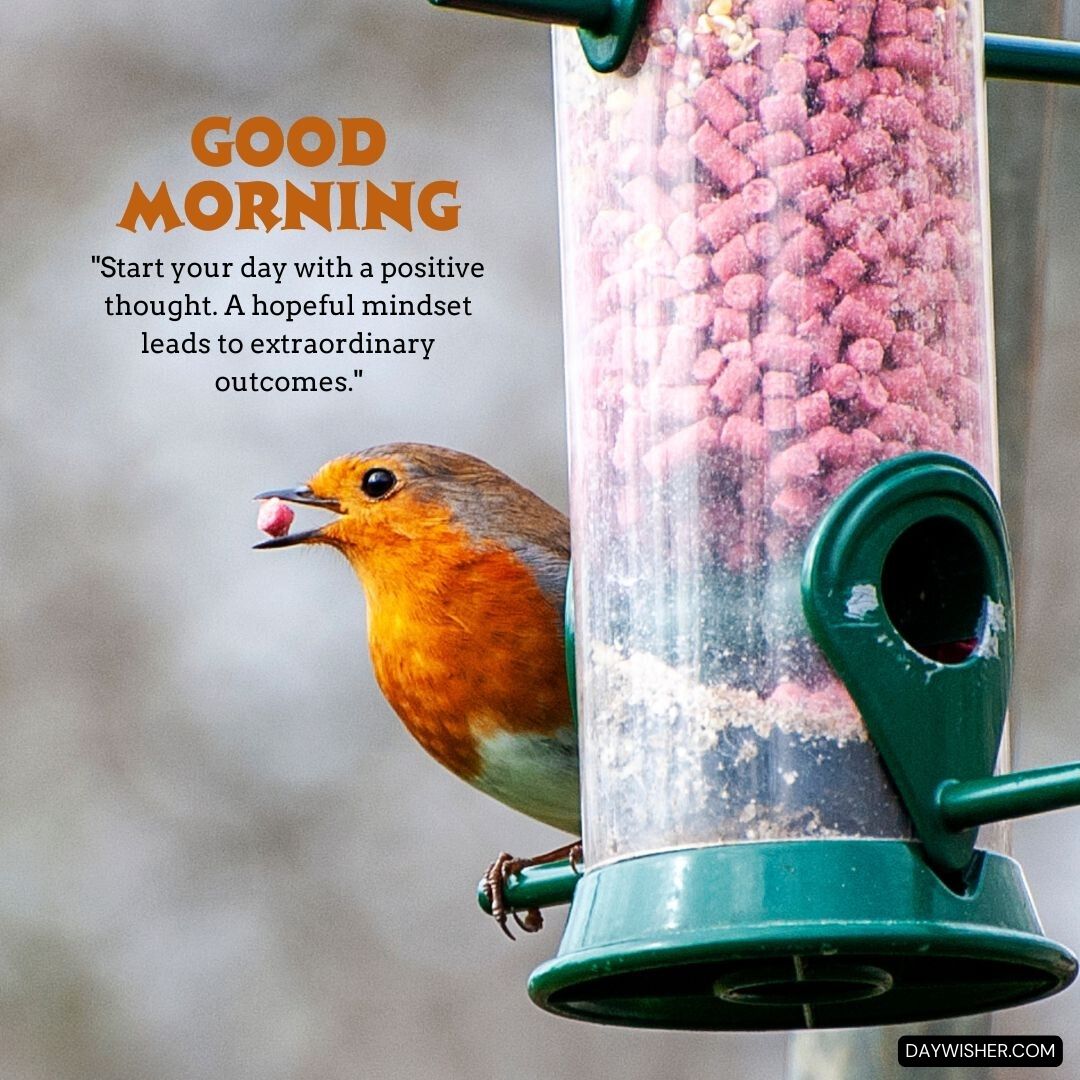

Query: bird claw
[[482, 841, 584, 939], [483, 852, 542, 940], [513, 907, 545, 935], [568, 841, 584, 875]]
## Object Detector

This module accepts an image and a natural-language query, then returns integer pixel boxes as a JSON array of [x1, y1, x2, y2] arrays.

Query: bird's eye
[[360, 468, 396, 499]]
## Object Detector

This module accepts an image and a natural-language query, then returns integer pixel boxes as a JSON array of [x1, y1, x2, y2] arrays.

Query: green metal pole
[[985, 33, 1080, 85], [428, 0, 609, 30], [938, 764, 1080, 830]]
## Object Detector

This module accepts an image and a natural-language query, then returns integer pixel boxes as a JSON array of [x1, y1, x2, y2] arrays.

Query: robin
[[255, 443, 580, 936]]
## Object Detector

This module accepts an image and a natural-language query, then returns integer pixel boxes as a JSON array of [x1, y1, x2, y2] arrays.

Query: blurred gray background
[[2, 1, 1080, 1077]]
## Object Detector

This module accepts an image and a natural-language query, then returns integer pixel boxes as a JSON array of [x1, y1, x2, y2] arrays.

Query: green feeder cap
[[428, 0, 648, 73]]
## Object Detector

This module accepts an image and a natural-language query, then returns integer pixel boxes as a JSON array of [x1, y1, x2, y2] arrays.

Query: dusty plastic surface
[[556, 0, 1000, 865]]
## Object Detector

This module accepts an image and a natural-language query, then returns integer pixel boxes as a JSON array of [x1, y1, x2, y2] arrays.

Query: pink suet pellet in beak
[[257, 497, 295, 538]]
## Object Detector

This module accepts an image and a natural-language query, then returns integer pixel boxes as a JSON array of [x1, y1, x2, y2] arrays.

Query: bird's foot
[[482, 840, 584, 940], [568, 841, 584, 875], [483, 852, 541, 940]]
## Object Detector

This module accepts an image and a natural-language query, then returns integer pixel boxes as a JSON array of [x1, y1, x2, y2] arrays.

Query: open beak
[[253, 486, 344, 549]]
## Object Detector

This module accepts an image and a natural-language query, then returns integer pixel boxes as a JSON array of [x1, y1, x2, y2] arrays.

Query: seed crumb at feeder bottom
[[585, 644, 910, 863]]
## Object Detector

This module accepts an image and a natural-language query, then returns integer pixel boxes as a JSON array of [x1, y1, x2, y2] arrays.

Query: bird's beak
[[253, 486, 344, 549]]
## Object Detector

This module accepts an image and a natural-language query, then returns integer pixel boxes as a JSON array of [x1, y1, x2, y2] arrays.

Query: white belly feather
[[473, 728, 580, 835]]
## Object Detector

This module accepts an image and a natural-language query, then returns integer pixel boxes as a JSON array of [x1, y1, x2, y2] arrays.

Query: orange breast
[[359, 525, 571, 783]]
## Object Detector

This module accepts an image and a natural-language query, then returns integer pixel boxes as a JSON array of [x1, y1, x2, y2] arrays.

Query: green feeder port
[[433, 0, 1080, 1032]]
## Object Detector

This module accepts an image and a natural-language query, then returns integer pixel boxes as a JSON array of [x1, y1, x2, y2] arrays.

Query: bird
[[254, 443, 580, 936]]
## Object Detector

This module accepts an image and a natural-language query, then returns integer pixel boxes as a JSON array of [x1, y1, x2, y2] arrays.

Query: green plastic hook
[[428, 0, 648, 72]]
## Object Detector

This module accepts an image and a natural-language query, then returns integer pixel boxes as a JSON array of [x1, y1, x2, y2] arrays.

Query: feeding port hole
[[880, 516, 990, 665]]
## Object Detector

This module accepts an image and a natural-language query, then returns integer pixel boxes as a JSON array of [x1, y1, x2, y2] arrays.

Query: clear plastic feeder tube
[[556, 0, 999, 865]]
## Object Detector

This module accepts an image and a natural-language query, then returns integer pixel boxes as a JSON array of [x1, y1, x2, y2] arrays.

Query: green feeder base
[[528, 840, 1076, 1030]]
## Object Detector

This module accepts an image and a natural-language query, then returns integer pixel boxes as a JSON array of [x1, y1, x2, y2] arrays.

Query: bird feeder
[[431, 0, 1080, 1030]]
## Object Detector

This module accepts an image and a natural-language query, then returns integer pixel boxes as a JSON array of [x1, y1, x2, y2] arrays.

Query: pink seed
[[907, 7, 938, 42], [924, 84, 960, 128], [822, 247, 865, 291], [258, 498, 295, 539], [785, 27, 821, 62], [712, 357, 760, 411], [759, 93, 810, 136], [753, 332, 816, 376], [643, 417, 725, 478], [771, 484, 819, 527], [712, 234, 756, 282], [712, 306, 752, 345], [862, 93, 922, 136], [870, 402, 921, 444], [874, 36, 942, 79], [855, 374, 889, 415], [837, 4, 871, 37], [818, 362, 859, 401], [818, 69, 874, 112], [764, 397, 797, 433], [768, 270, 836, 321], [665, 102, 700, 139], [850, 427, 884, 468], [721, 63, 768, 106], [806, 111, 855, 152], [770, 151, 845, 198], [806, 0, 840, 36], [694, 79, 749, 136], [745, 221, 783, 259], [873, 67, 903, 96], [728, 120, 763, 150], [809, 425, 853, 467], [748, 131, 807, 170], [825, 36, 865, 78], [795, 390, 832, 434], [771, 57, 808, 95], [879, 365, 930, 407], [770, 442, 822, 486], [831, 294, 896, 348], [778, 225, 828, 273], [846, 337, 885, 374], [754, 27, 789, 66], [795, 184, 832, 218], [720, 415, 768, 460], [690, 122, 757, 191], [838, 126, 893, 170], [700, 194, 755, 248], [873, 0, 907, 36], [724, 273, 768, 311], [762, 371, 798, 399], [667, 211, 700, 257], [692, 348, 725, 382], [821, 198, 859, 241], [741, 177, 781, 216]]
